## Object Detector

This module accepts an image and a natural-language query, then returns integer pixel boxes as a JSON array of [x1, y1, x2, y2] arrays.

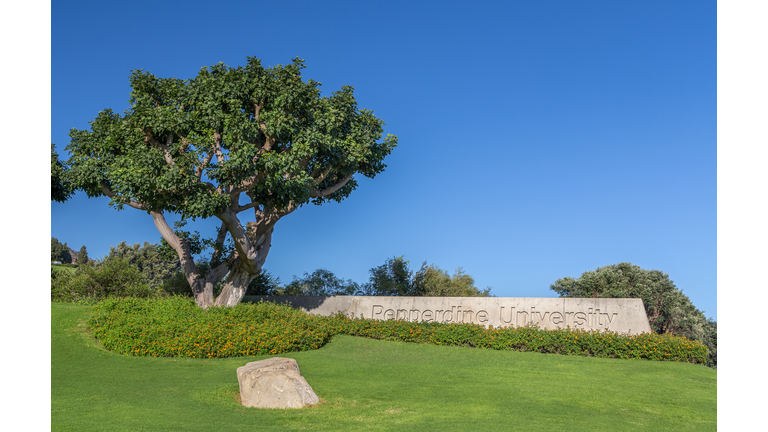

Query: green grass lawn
[[51, 264, 78, 274], [52, 302, 716, 431]]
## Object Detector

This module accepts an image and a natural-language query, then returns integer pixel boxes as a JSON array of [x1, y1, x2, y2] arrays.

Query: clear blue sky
[[50, 0, 717, 319]]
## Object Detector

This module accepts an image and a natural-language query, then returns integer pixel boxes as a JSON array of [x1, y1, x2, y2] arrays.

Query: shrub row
[[331, 314, 707, 363], [88, 298, 707, 364]]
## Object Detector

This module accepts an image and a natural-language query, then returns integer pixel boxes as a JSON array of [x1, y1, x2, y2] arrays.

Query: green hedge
[[88, 298, 707, 364], [333, 315, 706, 362]]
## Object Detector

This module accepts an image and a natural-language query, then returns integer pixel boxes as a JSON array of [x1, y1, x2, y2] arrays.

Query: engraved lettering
[[444, 309, 453, 322], [463, 310, 474, 323], [550, 312, 563, 325], [477, 310, 489, 323], [574, 312, 587, 326], [500, 307, 515, 324], [410, 309, 421, 322], [532, 308, 550, 324], [565, 311, 574, 326], [517, 311, 529, 325], [256, 297, 648, 335]]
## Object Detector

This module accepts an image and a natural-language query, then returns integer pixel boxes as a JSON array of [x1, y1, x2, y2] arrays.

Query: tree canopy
[[550, 262, 716, 368], [364, 256, 493, 297], [284, 269, 361, 296], [56, 57, 397, 308], [364, 256, 415, 296], [415, 264, 493, 297], [243, 257, 493, 298], [77, 245, 89, 266], [51, 238, 71, 263], [105, 241, 180, 289]]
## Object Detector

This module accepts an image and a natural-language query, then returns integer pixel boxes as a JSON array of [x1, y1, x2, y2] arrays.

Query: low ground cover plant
[[88, 298, 707, 364]]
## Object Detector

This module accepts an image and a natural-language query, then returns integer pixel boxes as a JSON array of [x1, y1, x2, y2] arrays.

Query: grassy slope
[[52, 303, 716, 432], [51, 264, 77, 274]]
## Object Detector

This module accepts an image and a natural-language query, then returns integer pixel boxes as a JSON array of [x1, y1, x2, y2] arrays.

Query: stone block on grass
[[237, 357, 319, 409]]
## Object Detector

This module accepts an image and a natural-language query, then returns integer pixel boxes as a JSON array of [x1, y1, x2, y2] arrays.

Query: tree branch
[[253, 101, 263, 123], [141, 129, 175, 167], [312, 165, 332, 183], [100, 182, 144, 210], [205, 260, 231, 287], [151, 211, 201, 283], [254, 135, 276, 160], [196, 151, 214, 180], [233, 173, 263, 194], [213, 128, 225, 163], [310, 172, 354, 198], [217, 207, 258, 270], [237, 202, 260, 213], [279, 144, 293, 156], [209, 223, 229, 267], [276, 201, 300, 218]]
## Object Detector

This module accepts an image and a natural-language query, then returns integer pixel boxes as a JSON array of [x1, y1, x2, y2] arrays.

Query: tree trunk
[[214, 266, 257, 307], [192, 278, 216, 309]]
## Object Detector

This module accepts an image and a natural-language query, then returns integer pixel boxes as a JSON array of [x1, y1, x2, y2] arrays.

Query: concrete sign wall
[[243, 296, 652, 335]]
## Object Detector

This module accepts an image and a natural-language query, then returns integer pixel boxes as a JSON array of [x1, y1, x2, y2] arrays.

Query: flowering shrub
[[331, 314, 707, 363], [89, 297, 335, 358], [88, 298, 707, 364]]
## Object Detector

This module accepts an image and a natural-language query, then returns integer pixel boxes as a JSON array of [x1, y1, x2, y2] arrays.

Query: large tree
[[550, 262, 716, 367], [549, 262, 706, 336], [57, 57, 397, 308]]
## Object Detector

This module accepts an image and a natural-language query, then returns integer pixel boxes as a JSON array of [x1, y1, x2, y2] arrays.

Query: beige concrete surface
[[244, 296, 652, 335]]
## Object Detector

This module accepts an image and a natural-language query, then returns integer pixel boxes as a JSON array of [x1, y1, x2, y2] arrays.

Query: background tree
[[550, 262, 716, 368], [414, 264, 493, 297], [57, 57, 397, 308], [363, 256, 415, 296], [283, 269, 361, 296], [243, 257, 493, 298], [245, 270, 283, 296], [51, 237, 72, 263], [77, 245, 89, 266], [362, 256, 493, 297], [106, 241, 180, 289], [51, 257, 152, 303]]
